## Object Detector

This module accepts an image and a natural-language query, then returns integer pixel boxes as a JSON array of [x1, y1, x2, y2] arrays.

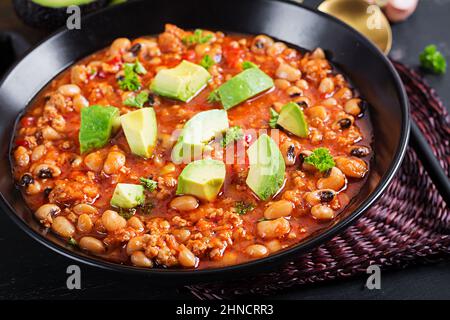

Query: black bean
[[117, 75, 125, 82], [44, 187, 52, 197], [297, 101, 308, 108], [338, 118, 352, 129], [350, 146, 370, 158], [147, 94, 155, 106], [19, 173, 34, 187], [287, 145, 296, 163], [255, 41, 264, 49], [289, 91, 302, 98], [319, 190, 335, 202], [38, 168, 53, 179], [129, 43, 142, 56]]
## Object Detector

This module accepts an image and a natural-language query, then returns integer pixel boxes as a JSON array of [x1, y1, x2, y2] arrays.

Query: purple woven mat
[[187, 61, 450, 300]]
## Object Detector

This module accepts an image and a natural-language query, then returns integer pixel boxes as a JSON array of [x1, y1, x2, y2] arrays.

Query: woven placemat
[[187, 61, 450, 300]]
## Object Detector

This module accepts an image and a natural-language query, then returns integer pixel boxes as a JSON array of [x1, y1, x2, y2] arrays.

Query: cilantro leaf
[[419, 45, 447, 74], [200, 54, 216, 69], [242, 61, 258, 70], [140, 177, 158, 192], [118, 60, 146, 91], [207, 90, 221, 103], [68, 237, 78, 247], [304, 148, 335, 173], [235, 201, 256, 215], [124, 91, 149, 108], [118, 208, 136, 220], [269, 108, 279, 129], [182, 29, 213, 46], [221, 126, 244, 147]]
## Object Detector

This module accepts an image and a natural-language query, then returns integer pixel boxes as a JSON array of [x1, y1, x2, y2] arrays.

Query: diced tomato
[[20, 117, 35, 127], [223, 45, 244, 68], [182, 49, 196, 62], [16, 139, 29, 148]]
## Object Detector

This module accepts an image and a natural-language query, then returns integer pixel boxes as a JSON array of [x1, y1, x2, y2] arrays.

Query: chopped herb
[[269, 108, 279, 129], [304, 147, 335, 173], [200, 54, 216, 69], [118, 60, 147, 91], [183, 29, 213, 46], [118, 207, 136, 220], [140, 202, 155, 215], [207, 90, 221, 103], [221, 126, 244, 147], [123, 91, 149, 108], [68, 237, 78, 247], [242, 61, 258, 70], [140, 177, 158, 192], [235, 201, 256, 215], [419, 45, 446, 74]]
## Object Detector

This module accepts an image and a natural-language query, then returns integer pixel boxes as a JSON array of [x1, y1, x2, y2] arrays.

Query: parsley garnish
[[68, 237, 78, 247], [140, 202, 155, 215], [124, 91, 149, 108], [269, 108, 279, 129], [242, 61, 258, 69], [419, 45, 447, 74], [222, 126, 244, 147], [183, 29, 213, 46], [235, 201, 256, 215], [118, 208, 136, 220], [118, 60, 147, 91], [200, 54, 216, 69], [207, 90, 221, 103], [140, 177, 158, 192], [304, 148, 335, 173]]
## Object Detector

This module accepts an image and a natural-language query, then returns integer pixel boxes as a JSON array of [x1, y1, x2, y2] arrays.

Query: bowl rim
[[0, 0, 410, 278]]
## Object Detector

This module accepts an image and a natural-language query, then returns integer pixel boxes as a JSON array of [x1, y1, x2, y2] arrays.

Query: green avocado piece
[[120, 108, 157, 158], [246, 134, 285, 200], [79, 105, 120, 154], [171, 110, 229, 163], [111, 183, 145, 209], [150, 60, 211, 102], [176, 159, 226, 201], [214, 67, 274, 110], [13, 0, 108, 30], [276, 102, 309, 138]]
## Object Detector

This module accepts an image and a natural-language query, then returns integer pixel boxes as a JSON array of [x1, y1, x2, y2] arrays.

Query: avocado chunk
[[150, 60, 211, 102], [110, 183, 145, 209], [13, 0, 108, 30], [176, 159, 226, 201], [246, 134, 285, 200], [79, 105, 120, 154], [212, 67, 274, 110], [120, 108, 157, 158], [171, 110, 229, 163], [276, 102, 309, 138]]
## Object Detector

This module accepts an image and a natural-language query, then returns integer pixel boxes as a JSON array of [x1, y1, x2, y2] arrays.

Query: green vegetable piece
[[269, 108, 279, 129], [123, 91, 149, 108], [182, 29, 213, 46], [246, 134, 285, 200], [171, 109, 229, 163], [140, 177, 157, 192], [79, 105, 120, 154], [276, 102, 309, 138], [419, 44, 447, 74], [235, 201, 256, 215], [110, 183, 145, 209], [176, 159, 226, 201], [304, 148, 335, 173], [242, 61, 258, 70], [200, 54, 216, 69], [213, 67, 274, 110], [221, 126, 244, 147], [118, 61, 146, 91], [120, 108, 157, 158], [150, 60, 211, 102]]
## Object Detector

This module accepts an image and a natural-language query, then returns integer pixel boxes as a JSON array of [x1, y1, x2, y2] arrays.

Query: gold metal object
[[318, 0, 392, 54]]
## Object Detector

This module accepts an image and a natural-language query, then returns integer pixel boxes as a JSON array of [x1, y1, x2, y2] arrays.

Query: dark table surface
[[0, 0, 449, 300]]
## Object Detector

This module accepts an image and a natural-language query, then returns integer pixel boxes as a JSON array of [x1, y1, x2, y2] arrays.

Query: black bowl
[[0, 0, 409, 280]]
